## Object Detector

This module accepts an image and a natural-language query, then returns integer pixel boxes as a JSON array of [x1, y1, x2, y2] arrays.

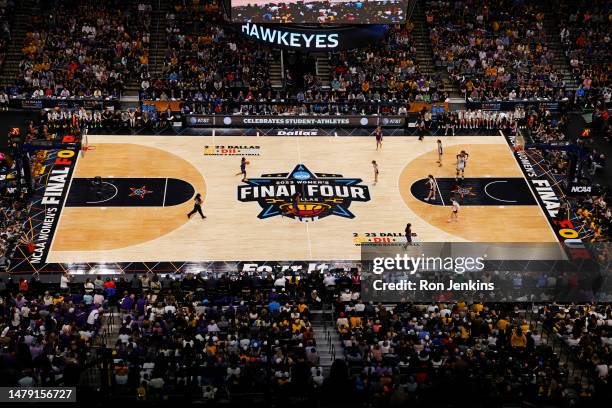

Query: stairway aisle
[[311, 308, 343, 376], [0, 0, 36, 88], [269, 50, 284, 91], [315, 54, 331, 90], [543, 4, 579, 92], [413, 0, 458, 97]]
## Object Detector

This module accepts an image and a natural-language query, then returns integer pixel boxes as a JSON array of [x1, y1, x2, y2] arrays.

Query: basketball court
[[45, 134, 557, 264]]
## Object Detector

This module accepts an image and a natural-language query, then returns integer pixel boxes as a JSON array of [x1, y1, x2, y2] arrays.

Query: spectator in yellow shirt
[[511, 327, 527, 348]]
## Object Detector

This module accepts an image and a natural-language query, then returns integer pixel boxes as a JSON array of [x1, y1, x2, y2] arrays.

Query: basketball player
[[417, 117, 426, 141], [403, 223, 413, 248], [187, 193, 206, 219], [448, 197, 460, 223], [235, 157, 249, 182], [456, 150, 469, 181], [458, 110, 466, 130], [373, 126, 383, 150], [282, 192, 301, 217], [372, 160, 379, 185], [444, 113, 456, 136], [436, 140, 443, 166], [424, 175, 437, 202], [292, 192, 301, 215]]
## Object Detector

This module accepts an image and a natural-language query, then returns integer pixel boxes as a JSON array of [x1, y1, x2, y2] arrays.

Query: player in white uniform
[[456, 150, 469, 180], [458, 110, 466, 129], [424, 175, 438, 202], [448, 197, 460, 222], [487, 112, 493, 129], [495, 112, 504, 129], [476, 110, 483, 129]]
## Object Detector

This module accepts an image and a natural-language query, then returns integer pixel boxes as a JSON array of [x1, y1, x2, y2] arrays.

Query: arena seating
[[522, 109, 611, 241], [426, 0, 566, 101], [0, 196, 27, 270], [0, 0, 14, 72], [557, 0, 611, 102], [330, 21, 446, 104], [0, 274, 106, 387], [540, 304, 612, 390], [141, 0, 274, 107], [15, 0, 151, 99], [0, 271, 607, 405], [332, 299, 601, 406], [110, 276, 320, 400]]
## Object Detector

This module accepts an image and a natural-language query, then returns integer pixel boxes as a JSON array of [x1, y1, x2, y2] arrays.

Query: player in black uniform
[[235, 157, 249, 182], [187, 193, 206, 219], [445, 113, 456, 136], [403, 223, 413, 248], [372, 160, 379, 185], [417, 117, 426, 141]]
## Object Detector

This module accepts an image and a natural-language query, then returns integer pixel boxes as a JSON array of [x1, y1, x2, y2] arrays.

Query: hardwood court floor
[[47, 135, 556, 263]]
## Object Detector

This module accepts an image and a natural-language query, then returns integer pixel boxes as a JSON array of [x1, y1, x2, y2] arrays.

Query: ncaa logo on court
[[237, 164, 370, 222], [293, 171, 311, 180]]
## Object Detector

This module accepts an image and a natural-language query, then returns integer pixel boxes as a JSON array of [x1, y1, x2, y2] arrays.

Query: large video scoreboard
[[231, 0, 409, 24]]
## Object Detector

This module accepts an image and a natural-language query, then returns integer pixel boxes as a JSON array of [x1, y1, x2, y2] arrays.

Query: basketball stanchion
[[514, 133, 525, 152], [80, 136, 96, 159]]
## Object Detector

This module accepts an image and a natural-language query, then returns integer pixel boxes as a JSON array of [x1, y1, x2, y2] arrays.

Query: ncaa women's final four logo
[[237, 165, 371, 222]]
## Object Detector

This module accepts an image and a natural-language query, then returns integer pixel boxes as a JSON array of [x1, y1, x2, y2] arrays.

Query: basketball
[[246, 161, 250, 165]]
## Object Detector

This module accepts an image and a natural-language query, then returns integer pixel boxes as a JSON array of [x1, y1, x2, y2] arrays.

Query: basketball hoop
[[80, 144, 95, 158]]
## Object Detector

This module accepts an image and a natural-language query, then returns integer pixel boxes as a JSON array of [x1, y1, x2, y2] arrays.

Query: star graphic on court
[[451, 185, 477, 198], [128, 186, 153, 199]]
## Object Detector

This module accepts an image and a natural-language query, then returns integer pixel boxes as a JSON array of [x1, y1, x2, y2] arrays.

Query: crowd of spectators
[[231, 0, 408, 24], [0, 0, 14, 71], [0, 0, 608, 111], [0, 273, 106, 388], [0, 130, 30, 271], [32, 101, 414, 134], [520, 105, 611, 242], [141, 1, 444, 107], [0, 269, 345, 401], [334, 299, 598, 406], [558, 0, 611, 104], [426, 0, 567, 101], [330, 22, 446, 104], [11, 0, 151, 99], [0, 195, 27, 271], [542, 304, 611, 394], [140, 0, 273, 104], [107, 272, 325, 401], [1, 269, 610, 405], [37, 106, 176, 133]]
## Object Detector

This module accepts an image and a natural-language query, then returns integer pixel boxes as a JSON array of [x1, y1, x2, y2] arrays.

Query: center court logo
[[237, 164, 370, 222]]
